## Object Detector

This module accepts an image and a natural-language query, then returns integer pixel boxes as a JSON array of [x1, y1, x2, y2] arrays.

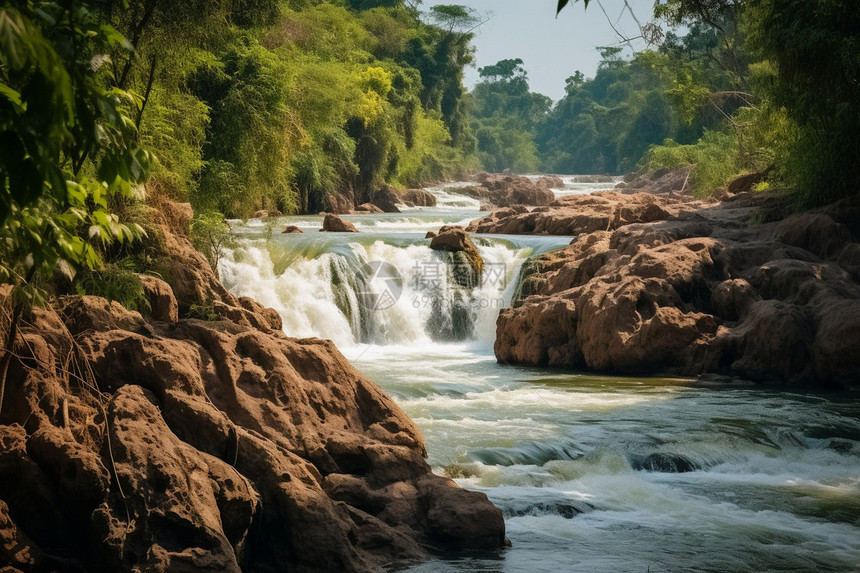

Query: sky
[[446, 0, 649, 101]]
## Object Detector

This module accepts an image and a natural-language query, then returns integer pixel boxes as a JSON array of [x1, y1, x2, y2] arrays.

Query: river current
[[220, 178, 860, 572]]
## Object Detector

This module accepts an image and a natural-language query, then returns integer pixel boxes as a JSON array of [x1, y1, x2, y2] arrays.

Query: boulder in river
[[430, 226, 484, 288], [322, 213, 358, 232], [282, 225, 303, 234]]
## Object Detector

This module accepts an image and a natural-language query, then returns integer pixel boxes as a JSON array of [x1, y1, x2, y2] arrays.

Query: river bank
[[0, 199, 505, 572]]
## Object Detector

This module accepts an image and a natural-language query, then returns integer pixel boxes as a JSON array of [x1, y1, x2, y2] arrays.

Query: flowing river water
[[220, 178, 860, 572]]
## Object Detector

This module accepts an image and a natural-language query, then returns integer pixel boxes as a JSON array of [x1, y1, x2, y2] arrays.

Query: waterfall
[[218, 234, 531, 349]]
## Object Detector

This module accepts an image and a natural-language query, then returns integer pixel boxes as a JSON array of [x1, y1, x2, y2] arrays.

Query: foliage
[[75, 265, 150, 312], [745, 0, 860, 207], [189, 212, 237, 274], [640, 131, 738, 196], [0, 1, 150, 303]]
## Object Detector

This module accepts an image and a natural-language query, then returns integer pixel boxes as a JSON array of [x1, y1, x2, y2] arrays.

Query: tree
[[0, 1, 150, 412]]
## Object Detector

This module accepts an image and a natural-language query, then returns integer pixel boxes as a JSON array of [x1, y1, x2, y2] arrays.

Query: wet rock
[[282, 225, 303, 234], [632, 453, 700, 473], [430, 226, 484, 287], [371, 185, 401, 213], [398, 188, 437, 207], [322, 214, 359, 233], [353, 203, 384, 214], [460, 174, 556, 207], [425, 231, 437, 239]]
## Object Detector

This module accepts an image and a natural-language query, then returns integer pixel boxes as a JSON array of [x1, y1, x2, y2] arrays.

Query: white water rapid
[[220, 180, 860, 572]]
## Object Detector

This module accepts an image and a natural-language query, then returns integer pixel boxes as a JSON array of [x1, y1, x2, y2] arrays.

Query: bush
[[640, 131, 738, 196]]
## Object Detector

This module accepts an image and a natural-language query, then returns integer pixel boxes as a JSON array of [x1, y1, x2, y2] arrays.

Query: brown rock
[[771, 213, 853, 260], [727, 169, 769, 194], [138, 274, 179, 323], [430, 226, 485, 286], [353, 203, 384, 214], [282, 225, 303, 234], [489, 188, 860, 386], [322, 214, 359, 233], [0, 201, 505, 572], [398, 189, 437, 207], [371, 185, 401, 213], [322, 189, 355, 215]]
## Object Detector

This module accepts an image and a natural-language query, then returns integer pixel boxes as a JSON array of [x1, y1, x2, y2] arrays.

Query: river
[[220, 178, 860, 572]]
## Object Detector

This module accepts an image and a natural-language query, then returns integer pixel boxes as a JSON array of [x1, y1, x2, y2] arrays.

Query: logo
[[357, 261, 403, 311]]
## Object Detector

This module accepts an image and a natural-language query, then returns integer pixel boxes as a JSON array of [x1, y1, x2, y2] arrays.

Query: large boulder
[[322, 214, 359, 233], [371, 185, 401, 213], [398, 189, 437, 207], [430, 226, 484, 288]]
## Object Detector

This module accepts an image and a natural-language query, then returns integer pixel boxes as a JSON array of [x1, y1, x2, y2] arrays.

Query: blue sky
[[444, 0, 649, 101]]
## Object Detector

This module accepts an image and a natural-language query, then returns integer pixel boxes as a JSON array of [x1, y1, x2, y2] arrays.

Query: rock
[[322, 214, 358, 233], [138, 274, 179, 323], [771, 213, 853, 260], [0, 201, 505, 572], [353, 203, 384, 214], [617, 166, 693, 195], [425, 231, 437, 239], [282, 225, 303, 234], [458, 174, 557, 207], [571, 174, 616, 183], [430, 227, 484, 289], [323, 189, 355, 215], [251, 209, 281, 219], [398, 189, 437, 207], [467, 191, 681, 235], [487, 188, 860, 387], [371, 185, 401, 213], [727, 169, 769, 194], [711, 279, 760, 321]]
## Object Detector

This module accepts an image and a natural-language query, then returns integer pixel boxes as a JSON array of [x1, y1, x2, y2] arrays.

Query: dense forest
[[475, 0, 860, 205], [1, 0, 858, 312]]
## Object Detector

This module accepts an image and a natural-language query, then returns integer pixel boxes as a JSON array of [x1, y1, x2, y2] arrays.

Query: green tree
[[0, 1, 150, 412]]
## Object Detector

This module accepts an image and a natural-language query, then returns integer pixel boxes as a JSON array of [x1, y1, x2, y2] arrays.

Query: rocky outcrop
[[282, 225, 303, 234], [322, 214, 359, 233], [615, 167, 693, 195], [489, 190, 860, 388], [467, 191, 678, 235], [430, 226, 484, 289], [398, 189, 437, 207], [457, 174, 558, 207], [323, 189, 355, 215], [353, 203, 384, 214], [371, 185, 401, 213], [0, 201, 505, 572]]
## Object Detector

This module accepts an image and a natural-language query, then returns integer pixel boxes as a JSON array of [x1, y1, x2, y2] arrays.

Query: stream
[[220, 177, 860, 572]]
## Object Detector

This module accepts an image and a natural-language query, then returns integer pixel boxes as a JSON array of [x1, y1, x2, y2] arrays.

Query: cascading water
[[220, 181, 860, 572]]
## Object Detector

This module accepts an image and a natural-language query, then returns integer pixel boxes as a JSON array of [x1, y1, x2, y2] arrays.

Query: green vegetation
[[484, 0, 859, 207]]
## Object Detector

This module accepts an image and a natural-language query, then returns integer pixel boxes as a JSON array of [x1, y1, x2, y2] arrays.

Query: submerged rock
[[282, 225, 303, 233]]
